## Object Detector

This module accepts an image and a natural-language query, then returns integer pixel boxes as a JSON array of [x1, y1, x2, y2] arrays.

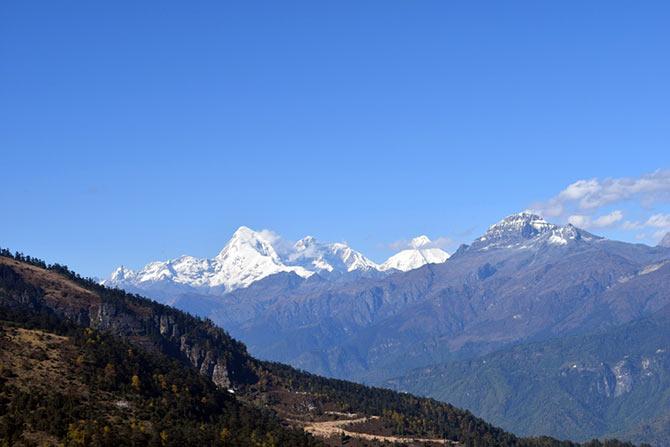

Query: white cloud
[[620, 213, 670, 243], [257, 229, 281, 243], [646, 213, 670, 228], [567, 210, 623, 229], [388, 235, 453, 251], [653, 230, 669, 241], [256, 229, 296, 257], [535, 170, 670, 217], [593, 210, 624, 227], [644, 214, 670, 242], [624, 213, 670, 230], [430, 236, 454, 249], [567, 214, 590, 227], [559, 179, 601, 202], [622, 220, 642, 230], [533, 170, 670, 245]]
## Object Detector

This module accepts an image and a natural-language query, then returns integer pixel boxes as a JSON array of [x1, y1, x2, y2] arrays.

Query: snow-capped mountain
[[288, 236, 380, 276], [210, 226, 314, 288], [467, 212, 598, 252], [379, 236, 450, 272], [208, 212, 670, 394], [104, 226, 314, 294], [104, 226, 453, 296]]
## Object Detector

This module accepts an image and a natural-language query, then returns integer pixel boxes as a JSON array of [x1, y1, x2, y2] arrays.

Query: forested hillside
[[388, 306, 670, 444]]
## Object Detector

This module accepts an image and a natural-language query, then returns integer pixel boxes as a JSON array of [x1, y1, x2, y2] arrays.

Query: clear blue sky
[[1, 1, 669, 277]]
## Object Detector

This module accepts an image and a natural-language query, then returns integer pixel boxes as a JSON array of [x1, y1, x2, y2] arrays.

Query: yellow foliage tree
[[131, 374, 141, 392]]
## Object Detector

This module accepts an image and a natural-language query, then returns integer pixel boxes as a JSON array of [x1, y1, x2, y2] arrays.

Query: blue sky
[[1, 1, 669, 277]]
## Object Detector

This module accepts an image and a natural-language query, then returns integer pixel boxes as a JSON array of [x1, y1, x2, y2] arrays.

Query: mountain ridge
[[1, 248, 642, 446], [201, 213, 670, 383], [92, 212, 670, 444], [387, 301, 670, 444], [103, 227, 450, 295]]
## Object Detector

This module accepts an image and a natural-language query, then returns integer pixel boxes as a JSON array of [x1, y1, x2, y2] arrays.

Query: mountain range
[[1, 249, 638, 447], [104, 227, 450, 299], [102, 212, 670, 445]]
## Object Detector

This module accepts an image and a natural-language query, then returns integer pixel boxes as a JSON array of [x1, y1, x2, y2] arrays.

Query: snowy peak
[[105, 228, 453, 296], [216, 226, 278, 260], [328, 243, 380, 273], [468, 212, 599, 251], [289, 237, 379, 275], [102, 214, 609, 297], [410, 235, 431, 249], [545, 224, 588, 246], [109, 266, 136, 282], [105, 227, 382, 294], [380, 236, 450, 272], [294, 236, 317, 252], [486, 212, 555, 239], [470, 212, 556, 250], [106, 226, 313, 293], [206, 226, 312, 289]]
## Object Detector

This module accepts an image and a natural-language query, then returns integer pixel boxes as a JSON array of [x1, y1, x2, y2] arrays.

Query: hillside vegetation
[[387, 307, 670, 444]]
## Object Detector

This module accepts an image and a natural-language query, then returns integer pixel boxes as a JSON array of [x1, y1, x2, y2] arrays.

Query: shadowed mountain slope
[[387, 300, 670, 444]]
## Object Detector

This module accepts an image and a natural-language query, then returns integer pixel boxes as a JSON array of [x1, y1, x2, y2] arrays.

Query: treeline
[[264, 364, 648, 447]]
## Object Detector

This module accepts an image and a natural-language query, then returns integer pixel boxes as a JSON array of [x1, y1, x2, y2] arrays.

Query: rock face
[[659, 232, 670, 248], [467, 212, 592, 251], [468, 212, 558, 250], [0, 257, 255, 389]]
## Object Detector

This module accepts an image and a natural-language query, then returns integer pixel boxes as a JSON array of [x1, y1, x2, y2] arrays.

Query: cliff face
[[0, 257, 255, 389]]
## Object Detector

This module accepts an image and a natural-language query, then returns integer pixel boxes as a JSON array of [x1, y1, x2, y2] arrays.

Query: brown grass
[[0, 257, 100, 308], [0, 326, 84, 394]]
